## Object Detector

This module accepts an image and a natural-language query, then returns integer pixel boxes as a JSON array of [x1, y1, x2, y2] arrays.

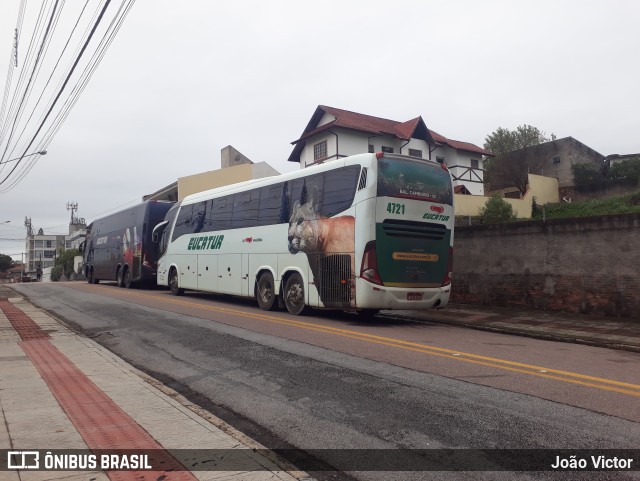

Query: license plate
[[407, 293, 422, 301]]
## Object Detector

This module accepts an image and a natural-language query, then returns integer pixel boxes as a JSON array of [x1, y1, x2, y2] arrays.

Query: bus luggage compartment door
[[218, 254, 242, 295], [197, 254, 218, 292]]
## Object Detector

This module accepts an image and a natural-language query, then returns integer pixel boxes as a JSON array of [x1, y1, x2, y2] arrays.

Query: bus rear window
[[377, 157, 453, 205]]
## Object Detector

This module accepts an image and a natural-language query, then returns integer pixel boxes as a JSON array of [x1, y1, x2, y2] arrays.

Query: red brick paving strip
[[0, 300, 198, 481]]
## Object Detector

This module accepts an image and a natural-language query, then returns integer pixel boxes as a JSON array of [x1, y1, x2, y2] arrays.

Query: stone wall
[[451, 213, 640, 319]]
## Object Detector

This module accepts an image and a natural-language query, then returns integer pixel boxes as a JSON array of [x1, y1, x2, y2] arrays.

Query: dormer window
[[314, 141, 327, 161]]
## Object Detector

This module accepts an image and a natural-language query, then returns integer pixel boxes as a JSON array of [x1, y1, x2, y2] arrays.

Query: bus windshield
[[377, 157, 453, 205]]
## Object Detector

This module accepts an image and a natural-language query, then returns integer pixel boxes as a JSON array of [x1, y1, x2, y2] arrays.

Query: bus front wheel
[[256, 271, 277, 311], [116, 267, 124, 288], [284, 272, 307, 315], [169, 268, 184, 296]]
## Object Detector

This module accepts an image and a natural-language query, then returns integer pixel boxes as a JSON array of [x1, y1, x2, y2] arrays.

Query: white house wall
[[317, 112, 336, 127], [298, 127, 485, 195], [398, 139, 430, 158], [445, 148, 485, 195]]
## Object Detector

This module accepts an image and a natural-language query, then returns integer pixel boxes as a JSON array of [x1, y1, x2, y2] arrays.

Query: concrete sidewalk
[[391, 303, 640, 353], [0, 285, 310, 481]]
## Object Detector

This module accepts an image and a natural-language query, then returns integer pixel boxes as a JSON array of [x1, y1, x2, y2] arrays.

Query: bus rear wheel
[[256, 271, 277, 311], [169, 268, 184, 296], [87, 268, 93, 284], [284, 272, 307, 315], [116, 267, 124, 288]]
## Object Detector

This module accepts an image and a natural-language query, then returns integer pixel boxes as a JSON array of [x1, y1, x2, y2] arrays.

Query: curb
[[382, 313, 640, 354]]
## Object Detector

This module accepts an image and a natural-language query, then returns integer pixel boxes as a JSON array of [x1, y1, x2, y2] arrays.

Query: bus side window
[[193, 201, 208, 233], [232, 190, 259, 229], [322, 166, 360, 217], [211, 196, 232, 231], [172, 205, 193, 241], [258, 184, 283, 226]]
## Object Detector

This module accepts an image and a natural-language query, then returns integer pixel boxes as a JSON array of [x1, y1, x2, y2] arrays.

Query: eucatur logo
[[430, 205, 444, 214]]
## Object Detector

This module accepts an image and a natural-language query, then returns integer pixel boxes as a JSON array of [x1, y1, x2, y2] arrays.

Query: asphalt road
[[10, 282, 640, 481]]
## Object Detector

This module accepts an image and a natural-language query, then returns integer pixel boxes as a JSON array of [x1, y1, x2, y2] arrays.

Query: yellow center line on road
[[100, 287, 640, 397]]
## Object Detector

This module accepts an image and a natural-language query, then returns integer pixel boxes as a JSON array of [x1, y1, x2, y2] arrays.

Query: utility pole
[[67, 201, 78, 224], [24, 217, 33, 236]]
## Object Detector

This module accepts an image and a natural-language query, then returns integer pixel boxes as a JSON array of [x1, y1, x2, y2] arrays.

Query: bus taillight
[[361, 240, 383, 285], [441, 247, 453, 286]]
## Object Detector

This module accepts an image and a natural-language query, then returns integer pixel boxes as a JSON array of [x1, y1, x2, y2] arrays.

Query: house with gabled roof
[[288, 105, 492, 195]]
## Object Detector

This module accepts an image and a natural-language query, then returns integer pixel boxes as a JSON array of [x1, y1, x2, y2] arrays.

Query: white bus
[[154, 152, 454, 315]]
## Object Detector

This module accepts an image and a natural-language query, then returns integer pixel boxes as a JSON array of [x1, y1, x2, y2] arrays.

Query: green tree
[[607, 157, 640, 184], [0, 254, 13, 272], [478, 195, 517, 223], [484, 124, 555, 196], [52, 249, 80, 281], [572, 163, 603, 189]]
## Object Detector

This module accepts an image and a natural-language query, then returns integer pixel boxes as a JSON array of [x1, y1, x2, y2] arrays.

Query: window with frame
[[408, 149, 423, 158], [381, 146, 394, 153], [368, 144, 374, 153], [436, 157, 445, 164], [313, 140, 327, 161], [470, 159, 479, 169]]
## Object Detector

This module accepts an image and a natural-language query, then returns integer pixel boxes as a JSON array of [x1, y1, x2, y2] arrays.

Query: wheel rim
[[259, 279, 272, 303], [286, 280, 303, 309]]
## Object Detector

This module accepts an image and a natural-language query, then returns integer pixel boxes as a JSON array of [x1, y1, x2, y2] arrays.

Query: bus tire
[[169, 268, 184, 296], [116, 267, 124, 288], [87, 267, 93, 284], [123, 267, 132, 289], [284, 272, 307, 315], [256, 271, 277, 311]]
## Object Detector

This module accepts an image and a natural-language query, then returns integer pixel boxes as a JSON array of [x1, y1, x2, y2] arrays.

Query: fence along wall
[[451, 213, 640, 319]]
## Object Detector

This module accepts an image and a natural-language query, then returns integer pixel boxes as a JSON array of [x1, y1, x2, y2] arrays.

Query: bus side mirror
[[152, 221, 169, 243]]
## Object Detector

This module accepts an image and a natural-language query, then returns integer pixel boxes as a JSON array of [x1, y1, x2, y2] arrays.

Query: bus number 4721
[[386, 202, 405, 215]]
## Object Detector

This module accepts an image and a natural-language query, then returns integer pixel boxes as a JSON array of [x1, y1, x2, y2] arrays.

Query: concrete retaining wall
[[451, 213, 640, 319]]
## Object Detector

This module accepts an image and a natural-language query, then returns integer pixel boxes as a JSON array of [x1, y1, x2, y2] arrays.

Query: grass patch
[[532, 191, 640, 220]]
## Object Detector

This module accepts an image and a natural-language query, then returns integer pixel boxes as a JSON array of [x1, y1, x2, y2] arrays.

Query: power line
[[0, 0, 61, 167], [0, 0, 136, 192], [0, 0, 48, 149], [37, 0, 136, 153], [0, 0, 113, 191], [0, 0, 26, 140]]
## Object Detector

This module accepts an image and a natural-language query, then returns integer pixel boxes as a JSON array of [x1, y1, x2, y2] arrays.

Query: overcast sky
[[1, 0, 639, 260]]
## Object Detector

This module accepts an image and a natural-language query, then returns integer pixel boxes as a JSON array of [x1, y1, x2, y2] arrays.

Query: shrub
[[478, 195, 517, 223], [50, 265, 63, 282]]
